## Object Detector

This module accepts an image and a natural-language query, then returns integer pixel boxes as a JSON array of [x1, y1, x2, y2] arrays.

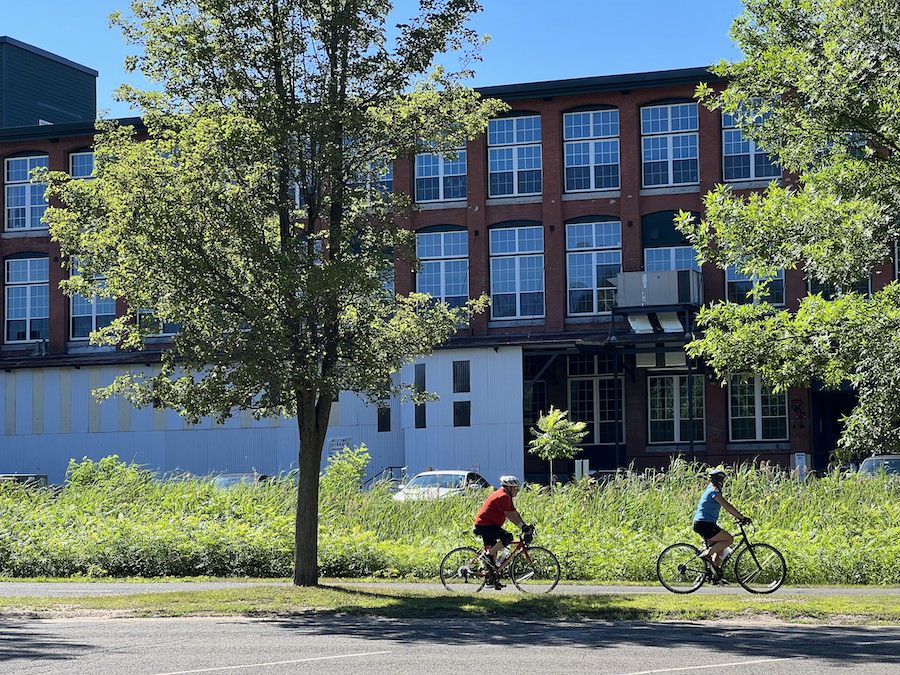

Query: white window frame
[[728, 374, 788, 442], [726, 265, 785, 306], [69, 151, 95, 179], [415, 150, 466, 203], [640, 103, 699, 188], [488, 115, 542, 197], [644, 246, 700, 272], [137, 309, 181, 337], [5, 256, 49, 343], [647, 374, 705, 444], [721, 106, 780, 182], [563, 109, 620, 192], [415, 229, 469, 309], [565, 221, 622, 315], [4, 155, 49, 231], [70, 275, 116, 341], [489, 225, 544, 319], [568, 374, 625, 446]]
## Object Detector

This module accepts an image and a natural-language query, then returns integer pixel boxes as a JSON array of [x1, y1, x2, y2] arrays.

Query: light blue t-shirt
[[693, 484, 722, 523]]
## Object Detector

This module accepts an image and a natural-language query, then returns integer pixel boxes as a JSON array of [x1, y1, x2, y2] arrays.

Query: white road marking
[[618, 657, 791, 675], [153, 651, 391, 674]]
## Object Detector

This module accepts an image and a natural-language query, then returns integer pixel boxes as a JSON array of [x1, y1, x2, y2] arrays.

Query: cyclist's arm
[[504, 510, 525, 528], [713, 494, 746, 521]]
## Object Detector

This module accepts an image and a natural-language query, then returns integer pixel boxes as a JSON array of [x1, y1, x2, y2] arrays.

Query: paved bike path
[[0, 580, 898, 596]]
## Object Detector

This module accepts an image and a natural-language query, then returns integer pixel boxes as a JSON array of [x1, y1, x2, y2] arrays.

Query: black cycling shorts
[[474, 524, 514, 548], [692, 520, 722, 541]]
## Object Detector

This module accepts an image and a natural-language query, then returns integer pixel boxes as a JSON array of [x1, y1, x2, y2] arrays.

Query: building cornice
[[0, 117, 145, 142], [476, 66, 720, 101]]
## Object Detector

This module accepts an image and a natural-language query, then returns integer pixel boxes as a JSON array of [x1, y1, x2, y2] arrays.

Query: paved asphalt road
[[1, 615, 899, 674], [0, 581, 898, 596]]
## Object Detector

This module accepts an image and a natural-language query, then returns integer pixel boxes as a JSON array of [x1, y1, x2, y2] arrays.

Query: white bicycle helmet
[[707, 466, 727, 478], [500, 475, 521, 487]]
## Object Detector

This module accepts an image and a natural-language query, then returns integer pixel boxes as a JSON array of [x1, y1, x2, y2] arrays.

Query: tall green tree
[[528, 406, 588, 485], [677, 0, 900, 459], [44, 0, 502, 586]]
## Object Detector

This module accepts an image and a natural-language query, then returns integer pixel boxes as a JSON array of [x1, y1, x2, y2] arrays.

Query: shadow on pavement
[[262, 586, 900, 667], [0, 619, 94, 665]]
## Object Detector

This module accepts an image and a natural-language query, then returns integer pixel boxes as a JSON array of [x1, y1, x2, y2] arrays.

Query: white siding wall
[[401, 346, 524, 486], [0, 347, 520, 484]]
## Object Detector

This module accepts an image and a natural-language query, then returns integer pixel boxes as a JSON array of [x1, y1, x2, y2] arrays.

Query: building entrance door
[[810, 389, 856, 470]]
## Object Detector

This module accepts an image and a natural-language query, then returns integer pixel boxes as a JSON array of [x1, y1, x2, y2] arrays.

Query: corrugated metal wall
[[0, 346, 520, 485]]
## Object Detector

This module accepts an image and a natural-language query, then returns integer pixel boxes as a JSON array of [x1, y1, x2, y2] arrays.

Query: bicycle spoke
[[657, 543, 706, 594], [735, 543, 786, 594], [510, 546, 560, 593], [439, 547, 487, 593]]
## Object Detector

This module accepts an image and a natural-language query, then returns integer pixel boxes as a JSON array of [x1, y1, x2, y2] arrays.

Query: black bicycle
[[656, 521, 787, 594]]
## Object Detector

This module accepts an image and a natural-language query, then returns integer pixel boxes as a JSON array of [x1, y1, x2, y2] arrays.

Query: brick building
[[0, 38, 880, 484]]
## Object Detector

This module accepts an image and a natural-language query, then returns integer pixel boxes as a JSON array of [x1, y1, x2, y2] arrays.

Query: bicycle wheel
[[734, 543, 786, 594], [439, 546, 488, 592], [509, 546, 561, 593], [656, 543, 707, 594]]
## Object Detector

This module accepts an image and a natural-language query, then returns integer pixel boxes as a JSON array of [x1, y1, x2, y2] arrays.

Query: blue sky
[[1, 0, 745, 118]]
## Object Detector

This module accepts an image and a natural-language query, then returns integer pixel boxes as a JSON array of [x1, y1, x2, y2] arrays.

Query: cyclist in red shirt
[[474, 475, 531, 589]]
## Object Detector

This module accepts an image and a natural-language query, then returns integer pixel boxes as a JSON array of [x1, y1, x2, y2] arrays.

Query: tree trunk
[[293, 399, 326, 586]]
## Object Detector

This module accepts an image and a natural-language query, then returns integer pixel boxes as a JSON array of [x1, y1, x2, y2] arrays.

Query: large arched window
[[563, 107, 619, 192], [489, 221, 544, 319], [4, 153, 49, 230], [640, 101, 698, 187], [415, 226, 468, 308], [566, 216, 621, 315], [5, 253, 49, 342]]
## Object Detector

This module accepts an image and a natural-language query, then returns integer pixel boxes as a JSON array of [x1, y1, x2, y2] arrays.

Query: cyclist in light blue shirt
[[692, 466, 750, 582]]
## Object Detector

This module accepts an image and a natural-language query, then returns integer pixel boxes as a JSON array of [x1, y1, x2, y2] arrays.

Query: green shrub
[[0, 456, 897, 583]]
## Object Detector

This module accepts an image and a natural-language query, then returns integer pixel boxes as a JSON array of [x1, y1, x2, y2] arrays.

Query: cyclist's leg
[[475, 525, 502, 565], [693, 521, 732, 570], [705, 530, 733, 569]]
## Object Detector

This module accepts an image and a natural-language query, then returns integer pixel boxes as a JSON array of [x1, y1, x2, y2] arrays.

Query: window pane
[[452, 360, 471, 393], [453, 400, 471, 427]]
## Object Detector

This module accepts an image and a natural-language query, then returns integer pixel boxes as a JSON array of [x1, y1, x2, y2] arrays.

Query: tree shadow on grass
[[0, 619, 94, 665], [263, 584, 900, 667]]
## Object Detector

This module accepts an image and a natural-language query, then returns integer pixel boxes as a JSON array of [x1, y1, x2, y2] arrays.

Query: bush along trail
[[0, 452, 898, 584]]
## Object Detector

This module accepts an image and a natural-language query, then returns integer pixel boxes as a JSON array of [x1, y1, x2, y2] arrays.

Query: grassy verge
[[1, 584, 899, 624]]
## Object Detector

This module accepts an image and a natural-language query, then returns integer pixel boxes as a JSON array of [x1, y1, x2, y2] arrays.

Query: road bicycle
[[439, 526, 561, 593], [656, 521, 787, 594]]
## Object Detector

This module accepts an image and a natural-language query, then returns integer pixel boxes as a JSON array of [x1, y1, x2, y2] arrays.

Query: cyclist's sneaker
[[712, 577, 730, 586], [492, 579, 505, 590]]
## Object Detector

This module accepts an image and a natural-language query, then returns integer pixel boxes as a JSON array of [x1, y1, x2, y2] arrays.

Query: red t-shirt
[[475, 488, 514, 526]]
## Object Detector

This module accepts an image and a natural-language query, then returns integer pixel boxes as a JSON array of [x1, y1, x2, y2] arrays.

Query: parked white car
[[392, 470, 492, 501]]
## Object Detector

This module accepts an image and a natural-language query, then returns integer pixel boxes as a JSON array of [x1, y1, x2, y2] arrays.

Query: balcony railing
[[614, 269, 703, 309]]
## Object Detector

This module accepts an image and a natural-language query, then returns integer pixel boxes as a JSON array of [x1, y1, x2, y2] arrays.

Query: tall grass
[[0, 454, 898, 583]]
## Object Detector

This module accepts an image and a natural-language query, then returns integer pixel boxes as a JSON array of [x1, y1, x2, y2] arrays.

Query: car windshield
[[405, 474, 464, 489], [860, 458, 900, 475]]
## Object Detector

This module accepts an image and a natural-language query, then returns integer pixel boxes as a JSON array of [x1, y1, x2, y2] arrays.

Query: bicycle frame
[[698, 522, 753, 574], [481, 537, 530, 576]]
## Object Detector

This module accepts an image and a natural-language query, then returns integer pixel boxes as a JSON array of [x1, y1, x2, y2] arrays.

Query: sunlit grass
[[0, 584, 898, 625], [1, 456, 898, 584]]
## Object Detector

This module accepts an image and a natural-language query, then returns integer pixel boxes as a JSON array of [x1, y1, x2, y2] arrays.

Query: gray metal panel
[[70, 368, 89, 433], [42, 368, 61, 434], [15, 370, 32, 436]]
